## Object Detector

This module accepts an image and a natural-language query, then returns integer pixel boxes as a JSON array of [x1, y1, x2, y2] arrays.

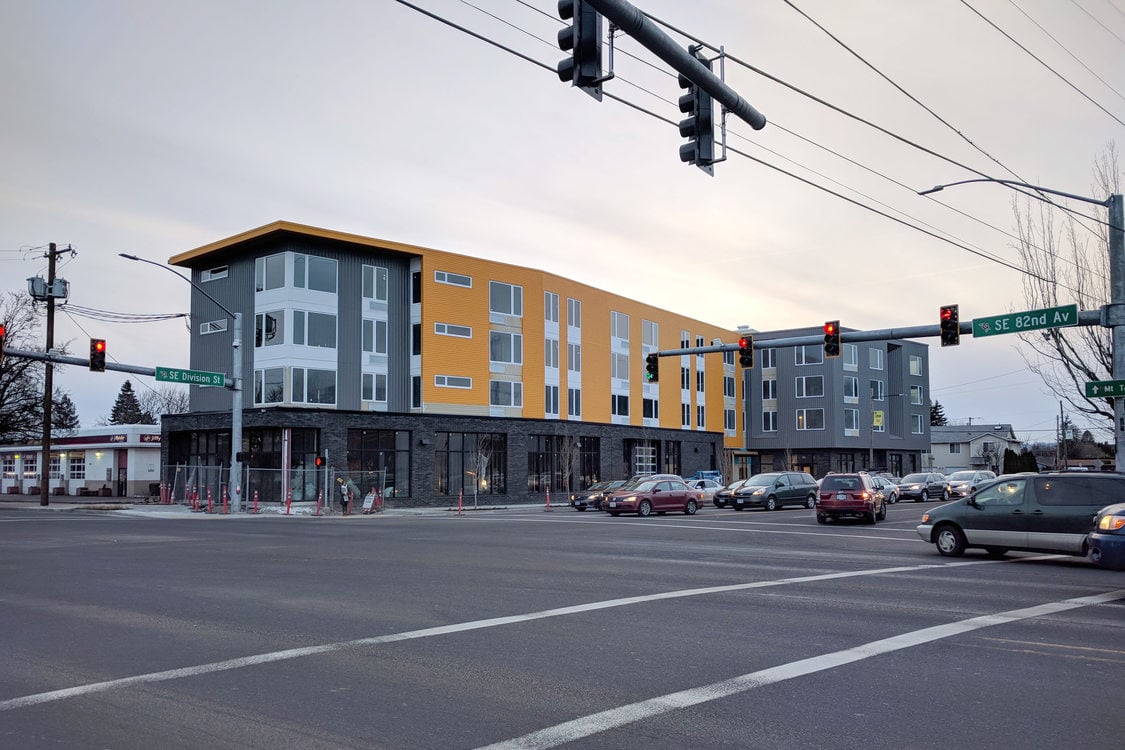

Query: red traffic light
[[823, 322, 836, 335], [0, 323, 6, 337], [738, 336, 750, 348], [94, 340, 105, 353], [940, 307, 954, 322], [314, 456, 325, 467]]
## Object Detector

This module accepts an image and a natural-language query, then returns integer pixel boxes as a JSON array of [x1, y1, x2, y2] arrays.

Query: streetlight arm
[[918, 178, 1110, 207], [118, 253, 237, 318]]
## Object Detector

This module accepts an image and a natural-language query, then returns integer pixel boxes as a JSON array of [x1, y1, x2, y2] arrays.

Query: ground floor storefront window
[[434, 432, 506, 497], [347, 429, 411, 498]]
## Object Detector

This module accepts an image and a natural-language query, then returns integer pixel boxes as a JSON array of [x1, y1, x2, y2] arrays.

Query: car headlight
[[1098, 513, 1125, 531], [921, 513, 931, 522], [752, 488, 765, 496]]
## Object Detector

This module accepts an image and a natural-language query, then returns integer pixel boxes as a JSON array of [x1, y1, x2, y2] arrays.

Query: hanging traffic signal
[[940, 304, 960, 347], [645, 353, 659, 383], [677, 45, 715, 175], [823, 321, 841, 358], [556, 0, 603, 101], [738, 335, 754, 368], [89, 338, 107, 372], [0, 323, 6, 365]]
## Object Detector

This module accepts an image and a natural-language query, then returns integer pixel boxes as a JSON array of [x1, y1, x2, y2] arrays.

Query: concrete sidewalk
[[0, 496, 528, 518]]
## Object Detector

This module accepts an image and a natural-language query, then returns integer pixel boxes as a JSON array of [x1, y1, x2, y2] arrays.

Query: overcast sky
[[2, 0, 1122, 444]]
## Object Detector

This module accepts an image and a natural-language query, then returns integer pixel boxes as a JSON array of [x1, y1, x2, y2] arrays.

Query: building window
[[844, 408, 859, 432], [567, 298, 581, 327], [761, 348, 776, 369], [435, 322, 472, 338], [909, 355, 923, 376], [681, 367, 690, 390], [982, 441, 996, 454], [796, 345, 823, 366], [870, 380, 885, 401], [910, 385, 923, 405], [796, 408, 825, 430], [611, 393, 629, 417], [489, 380, 522, 407], [294, 254, 337, 293], [68, 452, 86, 480], [843, 344, 858, 369], [3, 454, 16, 477], [869, 347, 884, 370], [567, 343, 581, 372], [567, 387, 581, 418], [544, 338, 560, 369], [254, 367, 285, 404], [950, 443, 962, 454], [681, 330, 690, 348], [682, 403, 691, 427], [724, 409, 736, 431], [762, 378, 777, 400], [293, 368, 336, 405], [489, 331, 523, 364], [611, 311, 630, 340], [435, 375, 471, 390], [200, 319, 228, 335], [202, 266, 228, 282], [348, 428, 413, 498], [643, 397, 659, 419], [795, 375, 824, 398], [544, 291, 559, 323], [763, 410, 778, 432], [912, 414, 925, 434], [362, 319, 388, 354], [49, 454, 62, 480], [696, 404, 705, 428], [642, 319, 658, 348], [489, 281, 523, 316], [434, 431, 506, 497], [545, 385, 560, 416], [435, 270, 472, 288], [412, 271, 422, 302], [723, 350, 735, 367], [844, 376, 859, 400], [724, 375, 735, 398], [696, 370, 705, 392], [362, 372, 388, 402], [612, 352, 630, 380], [362, 265, 389, 302], [412, 323, 421, 356], [254, 254, 285, 292], [412, 376, 421, 408], [291, 311, 336, 348], [255, 311, 284, 347]]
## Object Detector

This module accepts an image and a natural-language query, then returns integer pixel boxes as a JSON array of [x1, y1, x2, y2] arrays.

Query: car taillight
[[860, 491, 870, 500], [1098, 514, 1125, 531]]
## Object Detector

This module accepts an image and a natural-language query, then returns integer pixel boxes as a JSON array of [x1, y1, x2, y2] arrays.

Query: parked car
[[816, 472, 886, 524], [870, 475, 900, 504], [945, 470, 997, 499], [687, 470, 723, 483], [713, 478, 753, 508], [603, 478, 703, 517], [917, 472, 1125, 558], [686, 478, 723, 504], [1088, 502, 1125, 569], [730, 471, 818, 511], [898, 472, 950, 502], [569, 480, 626, 512]]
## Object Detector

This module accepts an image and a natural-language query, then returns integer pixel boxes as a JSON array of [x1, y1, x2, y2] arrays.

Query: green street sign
[[1085, 380, 1125, 398], [972, 304, 1078, 338], [155, 366, 226, 388]]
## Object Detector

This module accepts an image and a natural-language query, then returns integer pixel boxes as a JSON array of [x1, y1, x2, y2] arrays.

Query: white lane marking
[[0, 560, 990, 711], [475, 588, 1125, 750]]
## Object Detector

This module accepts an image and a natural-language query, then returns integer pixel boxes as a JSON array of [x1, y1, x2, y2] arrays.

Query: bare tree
[[1015, 143, 1120, 432], [470, 433, 494, 509], [554, 426, 581, 493], [138, 384, 189, 420]]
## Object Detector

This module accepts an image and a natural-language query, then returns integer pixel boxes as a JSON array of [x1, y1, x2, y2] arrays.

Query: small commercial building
[[0, 425, 162, 498]]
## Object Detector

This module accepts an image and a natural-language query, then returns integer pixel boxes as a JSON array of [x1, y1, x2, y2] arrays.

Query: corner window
[[293, 368, 336, 404], [255, 312, 284, 347], [254, 367, 285, 404], [254, 254, 285, 292], [294, 255, 337, 293]]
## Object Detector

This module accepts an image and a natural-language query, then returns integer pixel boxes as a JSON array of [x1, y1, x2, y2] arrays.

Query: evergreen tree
[[1002, 448, 1020, 474], [109, 381, 155, 425], [930, 400, 948, 426], [51, 388, 80, 435]]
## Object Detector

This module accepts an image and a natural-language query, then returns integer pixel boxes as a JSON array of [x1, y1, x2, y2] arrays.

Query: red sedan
[[603, 479, 703, 517]]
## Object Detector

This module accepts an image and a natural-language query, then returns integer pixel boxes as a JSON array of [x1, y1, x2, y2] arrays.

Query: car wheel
[[985, 547, 1008, 559], [888, 492, 897, 504], [877, 503, 887, 521], [805, 494, 817, 509], [816, 513, 828, 524], [935, 524, 967, 556], [942, 489, 950, 501], [638, 500, 652, 517], [866, 507, 878, 524], [685, 499, 698, 515], [609, 512, 620, 517], [765, 496, 778, 511], [733, 504, 745, 511], [920, 490, 929, 503], [576, 506, 586, 512]]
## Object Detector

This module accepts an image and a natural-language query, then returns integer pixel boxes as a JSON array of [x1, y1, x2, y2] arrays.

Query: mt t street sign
[[1085, 380, 1125, 398]]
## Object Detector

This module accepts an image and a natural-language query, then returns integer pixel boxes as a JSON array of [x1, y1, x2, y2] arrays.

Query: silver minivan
[[917, 473, 1123, 558]]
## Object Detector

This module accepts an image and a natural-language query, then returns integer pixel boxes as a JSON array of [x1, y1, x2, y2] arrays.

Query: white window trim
[[435, 270, 472, 288]]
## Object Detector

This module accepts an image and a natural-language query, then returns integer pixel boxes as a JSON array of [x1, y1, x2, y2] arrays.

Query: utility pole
[[35, 243, 73, 506]]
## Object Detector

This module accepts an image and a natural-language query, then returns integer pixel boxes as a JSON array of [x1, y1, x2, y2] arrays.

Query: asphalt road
[[1, 502, 1122, 749]]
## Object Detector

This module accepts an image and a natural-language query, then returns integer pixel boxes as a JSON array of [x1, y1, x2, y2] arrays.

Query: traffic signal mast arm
[[582, 0, 766, 131]]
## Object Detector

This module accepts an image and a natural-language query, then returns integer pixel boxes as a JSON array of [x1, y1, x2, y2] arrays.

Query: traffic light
[[0, 323, 5, 365], [940, 304, 960, 347], [314, 456, 325, 468], [556, 0, 603, 101], [645, 353, 659, 383], [738, 335, 754, 368], [89, 338, 106, 372], [823, 321, 841, 358], [677, 45, 715, 175]]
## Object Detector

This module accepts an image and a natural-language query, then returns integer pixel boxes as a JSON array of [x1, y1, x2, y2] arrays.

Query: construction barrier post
[[222, 485, 229, 515], [285, 488, 292, 515], [458, 488, 463, 516], [544, 487, 552, 512], [192, 487, 199, 512], [207, 488, 213, 514], [253, 489, 260, 514], [314, 490, 323, 516]]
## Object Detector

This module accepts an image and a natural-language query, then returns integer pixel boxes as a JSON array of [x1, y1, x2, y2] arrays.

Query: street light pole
[[919, 179, 1125, 471], [119, 254, 244, 512]]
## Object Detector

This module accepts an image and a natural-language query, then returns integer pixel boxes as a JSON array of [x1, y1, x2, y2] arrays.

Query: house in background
[[930, 424, 1021, 474]]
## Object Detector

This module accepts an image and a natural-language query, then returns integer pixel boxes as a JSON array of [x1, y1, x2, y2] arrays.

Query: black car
[[898, 472, 950, 502], [569, 480, 625, 511], [730, 471, 819, 511], [713, 479, 753, 508]]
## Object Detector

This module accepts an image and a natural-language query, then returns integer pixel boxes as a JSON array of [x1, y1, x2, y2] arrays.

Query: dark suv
[[898, 472, 950, 502], [817, 472, 886, 524], [730, 471, 818, 511]]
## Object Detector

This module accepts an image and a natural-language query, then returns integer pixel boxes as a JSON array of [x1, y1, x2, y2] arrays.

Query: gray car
[[898, 472, 950, 502], [730, 471, 819, 511], [945, 470, 997, 499]]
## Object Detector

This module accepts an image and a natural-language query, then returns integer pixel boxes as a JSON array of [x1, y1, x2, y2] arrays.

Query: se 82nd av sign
[[972, 304, 1078, 338]]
